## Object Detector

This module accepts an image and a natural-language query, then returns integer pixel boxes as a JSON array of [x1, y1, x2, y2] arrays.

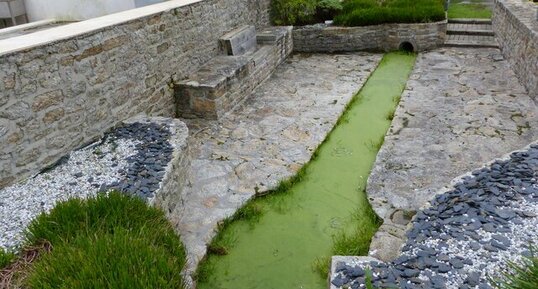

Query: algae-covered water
[[197, 52, 417, 289]]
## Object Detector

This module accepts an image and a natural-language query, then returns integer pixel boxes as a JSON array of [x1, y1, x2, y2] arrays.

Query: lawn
[[448, 0, 492, 19], [0, 192, 187, 289]]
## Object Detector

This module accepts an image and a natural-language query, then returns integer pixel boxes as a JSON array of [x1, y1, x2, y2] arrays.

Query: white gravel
[[0, 138, 139, 251], [439, 185, 538, 288]]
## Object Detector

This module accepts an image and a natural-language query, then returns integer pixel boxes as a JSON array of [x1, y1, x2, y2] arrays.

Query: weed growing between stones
[[3, 192, 187, 288], [386, 110, 395, 121], [313, 203, 382, 278], [332, 206, 381, 256], [491, 246, 538, 289], [366, 136, 385, 152], [312, 256, 332, 279]]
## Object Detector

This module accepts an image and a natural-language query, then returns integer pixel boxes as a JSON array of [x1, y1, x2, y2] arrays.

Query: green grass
[[19, 192, 187, 288], [448, 0, 492, 19], [492, 247, 538, 289], [334, 0, 446, 26], [0, 247, 15, 268]]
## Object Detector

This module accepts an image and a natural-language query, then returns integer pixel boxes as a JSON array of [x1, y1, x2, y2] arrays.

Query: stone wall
[[493, 0, 538, 100], [0, 0, 271, 188], [293, 21, 447, 53]]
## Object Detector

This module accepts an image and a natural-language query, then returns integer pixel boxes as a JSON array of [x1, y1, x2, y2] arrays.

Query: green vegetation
[[272, 0, 446, 26], [0, 247, 15, 268], [448, 0, 492, 19], [271, 0, 342, 25], [196, 52, 417, 289], [334, 0, 446, 26], [7, 192, 187, 288], [492, 248, 538, 289]]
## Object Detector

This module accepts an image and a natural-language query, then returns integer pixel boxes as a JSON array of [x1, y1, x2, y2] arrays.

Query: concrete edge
[[0, 0, 203, 56], [0, 19, 58, 36]]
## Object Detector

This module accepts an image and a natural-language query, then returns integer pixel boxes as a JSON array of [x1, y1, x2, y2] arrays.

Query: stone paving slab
[[366, 47, 538, 262], [170, 53, 383, 285], [445, 35, 498, 48], [447, 23, 494, 36]]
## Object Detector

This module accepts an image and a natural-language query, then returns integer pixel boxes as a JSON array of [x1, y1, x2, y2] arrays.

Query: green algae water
[[197, 52, 417, 289]]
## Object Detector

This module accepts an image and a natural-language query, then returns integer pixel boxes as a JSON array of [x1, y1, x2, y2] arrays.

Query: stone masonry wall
[[493, 0, 538, 100], [0, 0, 271, 188], [293, 21, 447, 53]]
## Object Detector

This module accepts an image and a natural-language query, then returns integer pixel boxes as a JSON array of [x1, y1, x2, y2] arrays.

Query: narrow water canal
[[197, 52, 417, 289]]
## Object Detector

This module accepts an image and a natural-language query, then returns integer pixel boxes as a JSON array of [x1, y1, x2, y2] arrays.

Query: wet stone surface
[[331, 143, 538, 289]]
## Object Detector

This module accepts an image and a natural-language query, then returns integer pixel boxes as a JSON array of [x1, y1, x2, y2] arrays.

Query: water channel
[[198, 52, 417, 289]]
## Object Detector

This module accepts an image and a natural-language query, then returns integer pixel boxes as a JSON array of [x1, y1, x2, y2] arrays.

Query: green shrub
[[316, 0, 344, 21], [334, 0, 446, 26], [23, 192, 187, 288], [271, 0, 318, 25]]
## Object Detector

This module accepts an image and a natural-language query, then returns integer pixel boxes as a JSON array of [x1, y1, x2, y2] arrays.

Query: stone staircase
[[444, 18, 499, 48]]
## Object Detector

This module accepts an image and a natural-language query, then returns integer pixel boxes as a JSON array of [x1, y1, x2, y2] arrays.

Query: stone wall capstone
[[0, 0, 271, 188], [293, 21, 447, 53], [493, 0, 538, 100]]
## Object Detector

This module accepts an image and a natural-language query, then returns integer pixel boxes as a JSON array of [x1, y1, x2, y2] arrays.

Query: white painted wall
[[24, 0, 169, 22]]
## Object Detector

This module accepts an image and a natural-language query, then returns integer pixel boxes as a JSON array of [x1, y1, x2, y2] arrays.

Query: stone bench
[[175, 26, 293, 119]]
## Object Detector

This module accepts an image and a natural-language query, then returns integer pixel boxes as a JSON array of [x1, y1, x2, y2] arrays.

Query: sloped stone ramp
[[330, 141, 538, 289]]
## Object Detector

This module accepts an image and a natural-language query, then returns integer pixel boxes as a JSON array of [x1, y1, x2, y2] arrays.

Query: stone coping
[[0, 19, 56, 36], [0, 0, 202, 56], [496, 0, 538, 37], [292, 20, 447, 52]]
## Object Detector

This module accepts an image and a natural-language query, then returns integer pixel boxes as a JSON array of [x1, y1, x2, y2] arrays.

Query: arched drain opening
[[399, 41, 415, 52]]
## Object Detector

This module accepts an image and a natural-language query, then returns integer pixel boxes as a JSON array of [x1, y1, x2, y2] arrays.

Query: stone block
[[219, 25, 257, 56], [32, 90, 63, 112]]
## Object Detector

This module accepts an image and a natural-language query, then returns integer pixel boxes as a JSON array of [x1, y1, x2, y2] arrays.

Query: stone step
[[444, 34, 499, 48], [447, 23, 494, 36], [447, 29, 494, 36], [448, 18, 492, 25]]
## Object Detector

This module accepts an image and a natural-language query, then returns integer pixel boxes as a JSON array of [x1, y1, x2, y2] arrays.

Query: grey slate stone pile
[[331, 144, 538, 289], [101, 122, 173, 201]]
